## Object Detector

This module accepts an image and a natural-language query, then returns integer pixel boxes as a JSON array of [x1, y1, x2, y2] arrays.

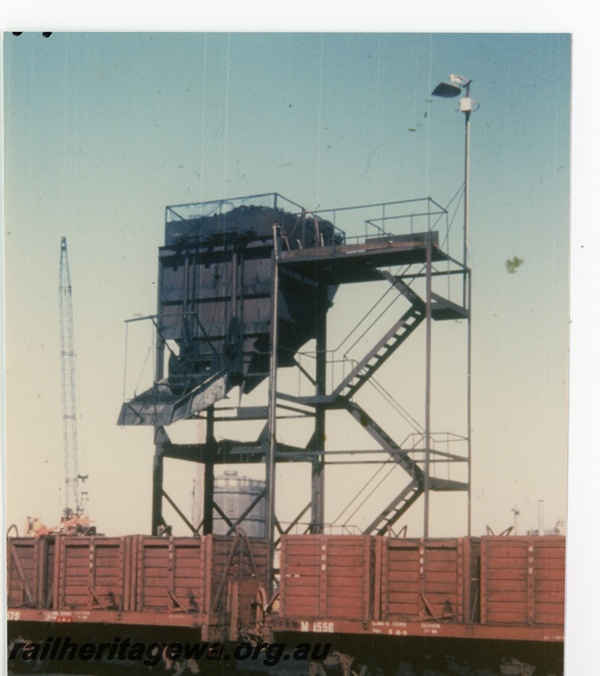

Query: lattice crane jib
[[59, 237, 87, 518]]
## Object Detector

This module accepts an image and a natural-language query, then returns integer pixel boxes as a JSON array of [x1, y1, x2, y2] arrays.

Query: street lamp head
[[432, 74, 472, 99], [431, 81, 462, 98]]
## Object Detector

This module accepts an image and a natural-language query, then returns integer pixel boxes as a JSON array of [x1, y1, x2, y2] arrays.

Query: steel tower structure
[[119, 194, 471, 561], [59, 237, 87, 517]]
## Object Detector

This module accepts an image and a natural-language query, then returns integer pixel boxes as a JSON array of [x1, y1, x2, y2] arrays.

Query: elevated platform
[[279, 231, 451, 285]]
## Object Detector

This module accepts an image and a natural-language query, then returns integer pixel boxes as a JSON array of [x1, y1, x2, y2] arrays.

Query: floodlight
[[432, 82, 462, 98]]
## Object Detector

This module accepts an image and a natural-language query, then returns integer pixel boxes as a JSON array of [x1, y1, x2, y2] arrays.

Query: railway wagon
[[276, 534, 565, 642], [8, 533, 566, 674], [7, 532, 269, 641], [9, 534, 566, 637], [273, 534, 565, 675]]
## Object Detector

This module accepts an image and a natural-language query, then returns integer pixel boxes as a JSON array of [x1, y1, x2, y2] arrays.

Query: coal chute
[[118, 197, 343, 426]]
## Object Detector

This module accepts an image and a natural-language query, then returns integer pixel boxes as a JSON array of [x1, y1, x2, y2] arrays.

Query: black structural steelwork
[[118, 192, 471, 568]]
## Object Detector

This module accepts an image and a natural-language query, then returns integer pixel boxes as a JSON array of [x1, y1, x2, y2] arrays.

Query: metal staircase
[[332, 305, 425, 399], [331, 272, 426, 400], [344, 398, 425, 536], [277, 262, 469, 535], [343, 398, 468, 535], [363, 480, 423, 535], [343, 399, 423, 481]]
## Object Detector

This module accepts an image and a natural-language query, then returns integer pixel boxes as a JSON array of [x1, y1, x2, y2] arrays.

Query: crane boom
[[59, 237, 87, 517]]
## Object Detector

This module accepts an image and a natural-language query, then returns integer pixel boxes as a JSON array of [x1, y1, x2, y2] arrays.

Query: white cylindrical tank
[[214, 471, 266, 537]]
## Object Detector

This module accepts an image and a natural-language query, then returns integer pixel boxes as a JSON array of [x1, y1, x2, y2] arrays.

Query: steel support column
[[203, 406, 216, 535], [265, 226, 280, 592], [151, 430, 165, 535], [151, 283, 166, 535], [467, 269, 472, 535], [423, 234, 433, 538], [311, 282, 327, 533]]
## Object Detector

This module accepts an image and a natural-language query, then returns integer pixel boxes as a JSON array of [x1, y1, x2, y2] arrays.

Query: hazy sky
[[3, 32, 570, 538]]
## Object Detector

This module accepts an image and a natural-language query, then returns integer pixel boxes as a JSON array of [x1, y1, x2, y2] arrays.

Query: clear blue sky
[[3, 32, 570, 538]]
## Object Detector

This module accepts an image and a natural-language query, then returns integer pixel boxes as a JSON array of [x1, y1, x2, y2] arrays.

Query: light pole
[[432, 74, 477, 287], [432, 74, 477, 537]]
